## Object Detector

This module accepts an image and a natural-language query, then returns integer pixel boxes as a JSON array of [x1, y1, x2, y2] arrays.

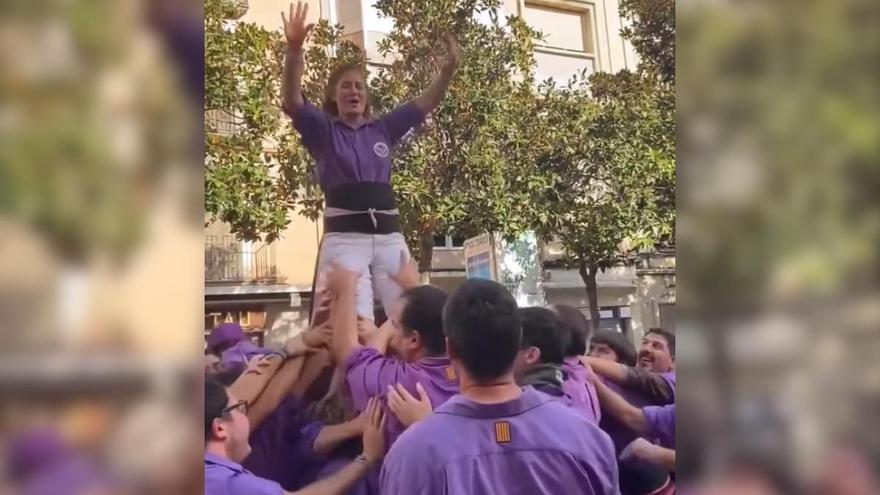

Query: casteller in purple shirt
[[643, 404, 675, 449], [380, 386, 619, 495], [291, 101, 425, 189], [599, 379, 672, 495], [562, 356, 602, 423], [242, 395, 322, 491], [344, 346, 459, 449], [205, 452, 283, 495]]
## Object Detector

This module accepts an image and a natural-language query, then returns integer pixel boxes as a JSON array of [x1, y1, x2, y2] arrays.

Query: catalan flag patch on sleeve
[[494, 421, 511, 444], [445, 366, 457, 381]]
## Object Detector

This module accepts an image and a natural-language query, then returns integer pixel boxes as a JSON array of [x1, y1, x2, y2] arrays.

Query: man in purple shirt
[[585, 329, 674, 495], [591, 376, 676, 450], [589, 374, 676, 472], [513, 306, 600, 424], [586, 327, 676, 405], [326, 263, 459, 450], [381, 279, 619, 495], [552, 304, 602, 423], [204, 377, 385, 495]]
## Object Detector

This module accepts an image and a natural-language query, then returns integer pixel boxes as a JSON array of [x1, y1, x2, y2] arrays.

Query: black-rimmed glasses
[[219, 399, 248, 417]]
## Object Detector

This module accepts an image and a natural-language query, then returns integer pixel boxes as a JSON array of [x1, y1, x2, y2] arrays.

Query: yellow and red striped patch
[[494, 421, 511, 444], [445, 366, 457, 382]]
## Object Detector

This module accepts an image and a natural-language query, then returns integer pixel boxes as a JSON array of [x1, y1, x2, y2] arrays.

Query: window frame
[[520, 0, 599, 63]]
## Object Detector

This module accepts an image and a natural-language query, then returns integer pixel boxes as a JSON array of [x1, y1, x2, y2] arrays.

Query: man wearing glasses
[[204, 378, 386, 495]]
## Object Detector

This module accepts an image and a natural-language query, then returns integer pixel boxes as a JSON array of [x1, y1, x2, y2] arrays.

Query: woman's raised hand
[[281, 2, 314, 51]]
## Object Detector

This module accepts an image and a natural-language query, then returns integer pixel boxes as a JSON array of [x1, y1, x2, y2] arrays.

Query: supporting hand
[[387, 383, 433, 427]]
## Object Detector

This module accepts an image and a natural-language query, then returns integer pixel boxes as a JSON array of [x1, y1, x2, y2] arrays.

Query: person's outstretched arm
[[245, 323, 331, 428], [413, 34, 461, 114], [589, 368, 649, 437], [247, 355, 307, 430], [280, 2, 313, 115], [583, 356, 628, 384], [327, 264, 361, 368], [312, 409, 364, 455], [620, 438, 676, 472], [360, 317, 395, 355], [291, 397, 386, 495], [230, 355, 284, 407], [584, 356, 674, 403]]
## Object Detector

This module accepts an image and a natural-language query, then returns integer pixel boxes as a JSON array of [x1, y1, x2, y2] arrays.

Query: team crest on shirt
[[494, 421, 512, 444], [373, 142, 389, 158]]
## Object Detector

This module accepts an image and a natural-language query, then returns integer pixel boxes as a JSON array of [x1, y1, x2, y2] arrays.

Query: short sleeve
[[290, 100, 331, 153], [380, 432, 439, 495], [643, 404, 675, 449], [344, 346, 409, 411], [376, 102, 426, 146]]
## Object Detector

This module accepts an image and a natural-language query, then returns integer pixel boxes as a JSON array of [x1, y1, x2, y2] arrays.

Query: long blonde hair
[[321, 63, 372, 118]]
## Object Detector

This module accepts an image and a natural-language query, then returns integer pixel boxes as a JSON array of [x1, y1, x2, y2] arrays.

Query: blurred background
[[0, 0, 878, 494], [677, 0, 879, 493], [0, 0, 203, 493]]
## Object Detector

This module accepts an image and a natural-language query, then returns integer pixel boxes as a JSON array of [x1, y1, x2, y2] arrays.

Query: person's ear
[[524, 347, 541, 366], [409, 330, 422, 349], [211, 417, 229, 442]]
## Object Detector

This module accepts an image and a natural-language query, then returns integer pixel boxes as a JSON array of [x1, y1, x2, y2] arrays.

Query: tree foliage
[[619, 0, 675, 84], [205, 0, 545, 265], [204, 0, 362, 241], [525, 69, 673, 327], [369, 0, 542, 269], [524, 0, 676, 328]]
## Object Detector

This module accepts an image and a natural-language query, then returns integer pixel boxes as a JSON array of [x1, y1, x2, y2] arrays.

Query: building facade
[[205, 0, 673, 346]]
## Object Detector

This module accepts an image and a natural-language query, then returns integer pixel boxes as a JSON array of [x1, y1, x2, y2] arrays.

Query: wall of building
[[272, 215, 323, 287], [539, 252, 676, 342]]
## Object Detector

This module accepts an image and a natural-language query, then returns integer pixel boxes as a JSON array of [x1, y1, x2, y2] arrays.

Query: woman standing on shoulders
[[280, 1, 460, 322]]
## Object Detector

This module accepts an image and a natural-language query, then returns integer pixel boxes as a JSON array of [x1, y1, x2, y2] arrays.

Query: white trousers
[[314, 232, 410, 320]]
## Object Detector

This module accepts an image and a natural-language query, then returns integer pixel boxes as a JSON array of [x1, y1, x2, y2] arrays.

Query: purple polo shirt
[[380, 387, 619, 495], [219, 340, 280, 372], [316, 456, 379, 495], [207, 322, 246, 353], [562, 357, 602, 424], [661, 371, 676, 397], [599, 380, 670, 495], [242, 396, 321, 491], [205, 452, 283, 495], [344, 346, 460, 449], [291, 101, 425, 189], [643, 404, 675, 449]]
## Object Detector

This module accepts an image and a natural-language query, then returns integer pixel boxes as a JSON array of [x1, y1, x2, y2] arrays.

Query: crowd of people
[[203, 258, 676, 495], [203, 3, 676, 493]]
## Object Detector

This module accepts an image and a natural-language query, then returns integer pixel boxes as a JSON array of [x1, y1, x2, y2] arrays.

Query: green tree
[[518, 0, 675, 330], [206, 0, 546, 278], [528, 70, 674, 330], [204, 0, 362, 241], [367, 0, 542, 273], [619, 0, 675, 84]]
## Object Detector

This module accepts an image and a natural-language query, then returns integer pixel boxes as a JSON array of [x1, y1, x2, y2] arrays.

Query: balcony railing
[[205, 235, 276, 283]]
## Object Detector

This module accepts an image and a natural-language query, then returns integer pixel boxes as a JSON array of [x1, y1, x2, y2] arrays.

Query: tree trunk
[[578, 260, 601, 332], [417, 230, 434, 285]]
